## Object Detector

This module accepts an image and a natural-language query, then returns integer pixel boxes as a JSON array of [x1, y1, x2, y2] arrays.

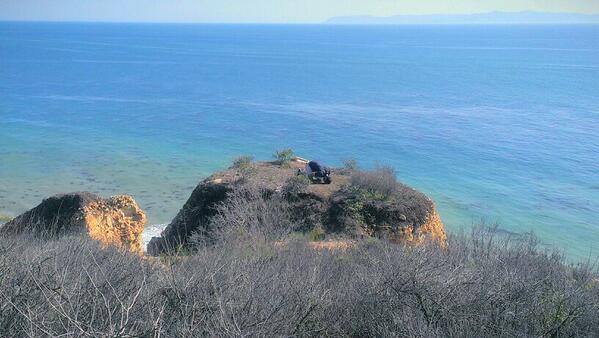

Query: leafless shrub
[[282, 175, 311, 200], [1, 226, 598, 337], [193, 182, 297, 245], [350, 166, 401, 197], [0, 235, 157, 337], [336, 159, 358, 175]]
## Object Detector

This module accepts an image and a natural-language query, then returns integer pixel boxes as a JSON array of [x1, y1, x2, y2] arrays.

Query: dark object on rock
[[0, 192, 146, 253], [308, 160, 324, 173], [306, 161, 332, 184]]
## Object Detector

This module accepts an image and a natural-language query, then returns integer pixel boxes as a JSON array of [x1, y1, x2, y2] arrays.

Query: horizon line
[[2, 19, 599, 26], [1, 10, 599, 25]]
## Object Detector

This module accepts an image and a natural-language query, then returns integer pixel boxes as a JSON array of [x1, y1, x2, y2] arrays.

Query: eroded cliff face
[[148, 160, 446, 255], [82, 195, 146, 254], [387, 209, 446, 246], [0, 192, 146, 253]]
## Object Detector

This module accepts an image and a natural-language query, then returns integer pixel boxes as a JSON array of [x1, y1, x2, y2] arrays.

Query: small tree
[[273, 148, 295, 167]]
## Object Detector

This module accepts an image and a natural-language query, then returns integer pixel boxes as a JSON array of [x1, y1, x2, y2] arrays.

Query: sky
[[1, 0, 598, 23]]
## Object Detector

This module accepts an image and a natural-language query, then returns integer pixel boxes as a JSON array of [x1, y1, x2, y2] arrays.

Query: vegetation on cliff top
[[272, 148, 295, 166], [330, 166, 434, 234]]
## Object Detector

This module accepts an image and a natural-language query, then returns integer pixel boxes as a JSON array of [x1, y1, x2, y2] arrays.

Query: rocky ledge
[[148, 159, 446, 255], [0, 192, 146, 254]]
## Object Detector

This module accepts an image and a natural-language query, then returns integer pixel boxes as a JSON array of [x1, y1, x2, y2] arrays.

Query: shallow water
[[0, 23, 598, 259]]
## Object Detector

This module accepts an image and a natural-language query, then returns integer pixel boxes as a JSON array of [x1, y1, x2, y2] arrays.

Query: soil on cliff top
[[205, 159, 349, 199]]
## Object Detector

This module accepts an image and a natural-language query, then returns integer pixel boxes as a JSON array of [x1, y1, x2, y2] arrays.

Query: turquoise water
[[1, 23, 598, 259]]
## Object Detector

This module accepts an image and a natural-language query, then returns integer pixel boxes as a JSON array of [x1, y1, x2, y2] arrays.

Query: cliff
[[0, 192, 146, 254], [148, 159, 445, 255]]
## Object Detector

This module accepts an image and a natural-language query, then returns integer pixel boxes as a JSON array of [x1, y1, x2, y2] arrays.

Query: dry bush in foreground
[[1, 227, 598, 337]]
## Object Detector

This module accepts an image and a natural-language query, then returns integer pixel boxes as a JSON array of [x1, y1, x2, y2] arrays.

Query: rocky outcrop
[[147, 182, 231, 255], [0, 192, 146, 254], [328, 186, 446, 245], [384, 209, 446, 245], [148, 160, 446, 255]]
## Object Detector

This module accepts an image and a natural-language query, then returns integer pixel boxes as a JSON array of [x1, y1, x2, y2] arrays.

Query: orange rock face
[[390, 208, 446, 247], [82, 195, 146, 254], [1, 192, 146, 254], [416, 209, 447, 245]]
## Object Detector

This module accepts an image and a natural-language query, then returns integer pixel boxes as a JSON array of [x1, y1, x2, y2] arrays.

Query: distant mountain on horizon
[[326, 11, 599, 25]]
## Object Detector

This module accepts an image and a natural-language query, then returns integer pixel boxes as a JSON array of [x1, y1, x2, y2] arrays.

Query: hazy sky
[[1, 0, 598, 23]]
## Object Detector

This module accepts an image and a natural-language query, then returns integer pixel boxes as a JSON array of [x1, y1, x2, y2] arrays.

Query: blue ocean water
[[0, 23, 597, 259]]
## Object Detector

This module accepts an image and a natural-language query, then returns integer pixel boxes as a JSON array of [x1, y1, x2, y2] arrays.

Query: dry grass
[[307, 239, 355, 251]]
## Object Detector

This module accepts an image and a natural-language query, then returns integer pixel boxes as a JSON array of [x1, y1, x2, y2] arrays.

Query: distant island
[[326, 10, 599, 25]]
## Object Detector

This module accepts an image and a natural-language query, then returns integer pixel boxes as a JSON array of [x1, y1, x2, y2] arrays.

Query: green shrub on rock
[[307, 224, 326, 242], [232, 155, 254, 169], [273, 148, 294, 167]]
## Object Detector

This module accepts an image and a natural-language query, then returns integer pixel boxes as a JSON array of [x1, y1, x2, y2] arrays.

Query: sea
[[0, 22, 597, 259]]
